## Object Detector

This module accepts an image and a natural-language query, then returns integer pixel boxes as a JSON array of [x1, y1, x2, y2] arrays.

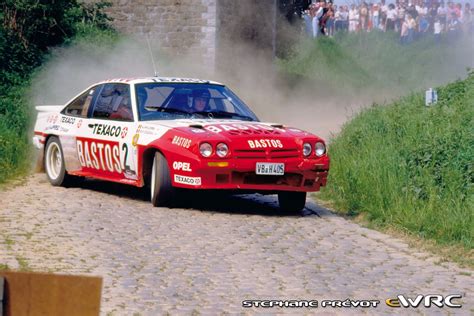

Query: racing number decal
[[76, 137, 136, 179], [122, 143, 129, 170]]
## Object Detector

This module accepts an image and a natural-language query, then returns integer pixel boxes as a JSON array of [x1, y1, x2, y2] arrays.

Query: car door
[[78, 83, 138, 183], [59, 85, 99, 174]]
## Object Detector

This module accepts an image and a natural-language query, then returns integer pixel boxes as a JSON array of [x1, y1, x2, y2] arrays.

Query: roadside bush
[[0, 0, 113, 183]]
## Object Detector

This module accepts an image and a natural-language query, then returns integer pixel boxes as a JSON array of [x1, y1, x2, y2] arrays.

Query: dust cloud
[[30, 35, 360, 140], [30, 10, 473, 141]]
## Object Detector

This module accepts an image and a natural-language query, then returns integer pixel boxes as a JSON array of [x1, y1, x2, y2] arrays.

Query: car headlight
[[303, 143, 312, 157], [315, 142, 326, 157], [216, 143, 229, 158], [199, 142, 213, 157]]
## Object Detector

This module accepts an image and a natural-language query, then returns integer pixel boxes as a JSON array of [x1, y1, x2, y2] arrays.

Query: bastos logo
[[171, 135, 191, 149], [204, 123, 285, 134], [248, 139, 283, 149], [76, 137, 127, 174]]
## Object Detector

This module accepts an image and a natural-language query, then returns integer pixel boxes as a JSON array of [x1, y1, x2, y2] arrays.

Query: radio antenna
[[146, 35, 158, 77]]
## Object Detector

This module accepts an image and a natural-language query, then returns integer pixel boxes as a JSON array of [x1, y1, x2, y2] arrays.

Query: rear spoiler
[[35, 105, 64, 113]]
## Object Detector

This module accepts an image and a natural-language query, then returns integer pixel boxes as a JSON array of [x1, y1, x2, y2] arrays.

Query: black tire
[[44, 136, 72, 187], [278, 191, 307, 213], [150, 152, 174, 207]]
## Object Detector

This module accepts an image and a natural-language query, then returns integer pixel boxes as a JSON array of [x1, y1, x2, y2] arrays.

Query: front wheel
[[150, 152, 174, 207], [278, 191, 307, 213], [44, 136, 72, 186]]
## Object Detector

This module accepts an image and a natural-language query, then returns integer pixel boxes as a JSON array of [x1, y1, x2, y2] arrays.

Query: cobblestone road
[[1, 174, 472, 315]]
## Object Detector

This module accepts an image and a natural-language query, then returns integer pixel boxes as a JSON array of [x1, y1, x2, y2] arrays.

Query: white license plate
[[256, 162, 285, 175]]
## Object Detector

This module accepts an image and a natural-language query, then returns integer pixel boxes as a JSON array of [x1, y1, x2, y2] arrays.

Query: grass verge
[[317, 71, 473, 266]]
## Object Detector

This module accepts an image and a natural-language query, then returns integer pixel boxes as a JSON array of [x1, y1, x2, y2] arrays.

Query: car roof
[[98, 77, 224, 86]]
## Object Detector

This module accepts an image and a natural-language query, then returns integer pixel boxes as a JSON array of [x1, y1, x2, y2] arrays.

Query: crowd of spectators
[[302, 0, 473, 43]]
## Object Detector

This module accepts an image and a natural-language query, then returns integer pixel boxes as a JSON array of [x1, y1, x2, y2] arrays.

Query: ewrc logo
[[385, 294, 462, 308]]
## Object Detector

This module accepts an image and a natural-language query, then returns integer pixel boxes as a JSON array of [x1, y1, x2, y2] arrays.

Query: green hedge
[[320, 71, 473, 249], [0, 1, 113, 183]]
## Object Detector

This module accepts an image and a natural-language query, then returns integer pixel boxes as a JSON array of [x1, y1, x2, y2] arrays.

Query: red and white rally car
[[33, 77, 329, 211]]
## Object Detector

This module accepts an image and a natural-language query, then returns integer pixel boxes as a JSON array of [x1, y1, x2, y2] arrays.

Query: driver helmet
[[193, 89, 210, 100], [192, 89, 211, 109]]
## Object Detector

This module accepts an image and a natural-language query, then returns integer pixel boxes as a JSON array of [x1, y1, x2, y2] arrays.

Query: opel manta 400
[[33, 77, 329, 212]]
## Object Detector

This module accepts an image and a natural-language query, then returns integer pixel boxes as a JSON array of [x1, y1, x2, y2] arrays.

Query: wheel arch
[[38, 133, 60, 172], [43, 133, 59, 146], [141, 146, 167, 187]]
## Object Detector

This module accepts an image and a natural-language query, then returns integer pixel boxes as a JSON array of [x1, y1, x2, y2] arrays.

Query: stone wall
[[86, 0, 277, 71], [100, 0, 217, 67], [216, 0, 276, 73], [217, 0, 276, 52]]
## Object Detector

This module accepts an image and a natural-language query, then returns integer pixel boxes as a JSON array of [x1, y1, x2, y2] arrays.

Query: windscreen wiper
[[193, 111, 254, 121], [145, 106, 191, 116]]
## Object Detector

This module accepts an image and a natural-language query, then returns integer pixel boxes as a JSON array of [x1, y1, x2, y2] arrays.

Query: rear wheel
[[150, 152, 174, 207], [278, 191, 307, 213], [44, 136, 72, 186]]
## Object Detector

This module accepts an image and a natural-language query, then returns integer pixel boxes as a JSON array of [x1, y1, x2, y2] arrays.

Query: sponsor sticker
[[89, 123, 124, 138], [204, 123, 286, 134], [76, 138, 135, 177], [172, 161, 192, 172], [171, 135, 191, 149], [45, 125, 61, 131], [136, 124, 156, 135], [61, 116, 76, 124], [47, 114, 59, 124], [121, 127, 128, 139], [248, 139, 283, 149], [153, 78, 209, 83], [174, 174, 201, 186], [45, 125, 69, 133], [132, 134, 139, 146], [77, 139, 122, 173]]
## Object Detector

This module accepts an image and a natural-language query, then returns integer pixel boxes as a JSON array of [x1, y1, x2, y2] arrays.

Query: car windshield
[[135, 83, 259, 121]]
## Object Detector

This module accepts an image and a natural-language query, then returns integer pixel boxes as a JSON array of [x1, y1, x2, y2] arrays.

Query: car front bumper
[[170, 157, 330, 192]]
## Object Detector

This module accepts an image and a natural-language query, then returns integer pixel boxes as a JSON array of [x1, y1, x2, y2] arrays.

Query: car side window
[[62, 88, 96, 117], [92, 83, 133, 121]]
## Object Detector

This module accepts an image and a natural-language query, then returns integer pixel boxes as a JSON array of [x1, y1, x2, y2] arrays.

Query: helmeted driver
[[191, 89, 210, 112]]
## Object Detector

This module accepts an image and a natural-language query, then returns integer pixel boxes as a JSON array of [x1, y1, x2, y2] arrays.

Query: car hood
[[139, 119, 324, 155], [142, 119, 317, 139]]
